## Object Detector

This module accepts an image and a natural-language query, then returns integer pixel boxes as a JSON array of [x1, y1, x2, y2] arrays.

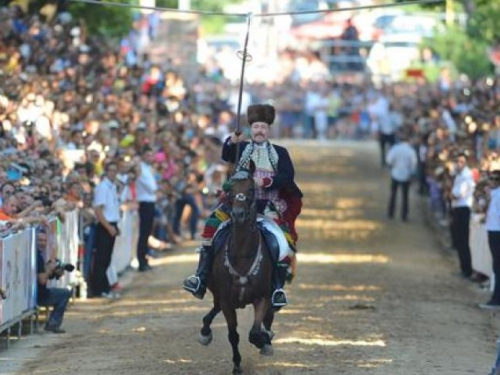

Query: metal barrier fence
[[0, 208, 139, 345], [0, 228, 37, 343]]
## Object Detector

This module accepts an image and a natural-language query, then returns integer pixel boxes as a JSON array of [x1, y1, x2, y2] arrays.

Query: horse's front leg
[[263, 306, 275, 341], [199, 300, 221, 346], [221, 304, 242, 374], [249, 298, 273, 355]]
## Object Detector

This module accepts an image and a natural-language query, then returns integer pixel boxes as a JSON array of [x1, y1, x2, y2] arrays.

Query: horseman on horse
[[183, 103, 303, 308]]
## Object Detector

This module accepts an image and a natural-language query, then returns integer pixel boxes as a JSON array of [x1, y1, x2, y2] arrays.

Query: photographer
[[36, 228, 72, 334]]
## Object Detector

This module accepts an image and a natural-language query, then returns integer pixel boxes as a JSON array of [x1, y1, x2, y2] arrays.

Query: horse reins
[[224, 233, 263, 303]]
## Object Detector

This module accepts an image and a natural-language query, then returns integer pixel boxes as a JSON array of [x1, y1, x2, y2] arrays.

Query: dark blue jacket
[[222, 139, 303, 198]]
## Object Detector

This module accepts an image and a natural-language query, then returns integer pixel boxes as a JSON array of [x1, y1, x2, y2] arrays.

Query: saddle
[[212, 216, 285, 264]]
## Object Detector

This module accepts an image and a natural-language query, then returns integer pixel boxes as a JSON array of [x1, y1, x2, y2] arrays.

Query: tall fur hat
[[247, 104, 275, 126]]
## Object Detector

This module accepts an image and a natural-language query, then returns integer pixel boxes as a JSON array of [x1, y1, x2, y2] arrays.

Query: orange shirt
[[0, 210, 13, 220], [65, 194, 80, 204]]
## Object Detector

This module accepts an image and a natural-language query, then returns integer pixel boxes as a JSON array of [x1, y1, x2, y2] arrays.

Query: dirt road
[[4, 140, 499, 374]]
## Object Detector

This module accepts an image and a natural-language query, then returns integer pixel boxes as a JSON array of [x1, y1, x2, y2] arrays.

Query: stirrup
[[271, 289, 288, 307], [183, 275, 201, 293]]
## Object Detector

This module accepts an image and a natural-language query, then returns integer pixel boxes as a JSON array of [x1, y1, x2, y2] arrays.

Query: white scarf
[[238, 141, 279, 172]]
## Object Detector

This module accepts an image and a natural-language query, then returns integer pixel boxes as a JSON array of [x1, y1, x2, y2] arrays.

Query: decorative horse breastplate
[[224, 233, 263, 302]]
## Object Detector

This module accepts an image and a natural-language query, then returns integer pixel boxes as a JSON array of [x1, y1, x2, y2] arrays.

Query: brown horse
[[197, 165, 276, 374]]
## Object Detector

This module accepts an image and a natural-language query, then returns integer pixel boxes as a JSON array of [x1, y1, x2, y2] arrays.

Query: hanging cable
[[68, 0, 445, 18], [67, 0, 247, 17], [69, 0, 247, 17]]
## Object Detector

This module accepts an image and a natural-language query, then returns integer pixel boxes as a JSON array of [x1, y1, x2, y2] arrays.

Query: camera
[[34, 195, 53, 207], [50, 259, 75, 280], [55, 259, 75, 272]]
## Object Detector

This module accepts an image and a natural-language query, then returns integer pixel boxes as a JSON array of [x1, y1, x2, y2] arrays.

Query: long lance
[[234, 14, 252, 168]]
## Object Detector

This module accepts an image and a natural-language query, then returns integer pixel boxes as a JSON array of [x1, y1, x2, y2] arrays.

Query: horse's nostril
[[232, 209, 246, 221]]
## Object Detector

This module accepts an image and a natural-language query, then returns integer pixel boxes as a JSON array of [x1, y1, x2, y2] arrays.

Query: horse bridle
[[229, 188, 256, 222], [234, 193, 247, 202]]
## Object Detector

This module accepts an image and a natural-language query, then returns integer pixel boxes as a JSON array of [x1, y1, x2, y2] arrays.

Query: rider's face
[[250, 122, 270, 144]]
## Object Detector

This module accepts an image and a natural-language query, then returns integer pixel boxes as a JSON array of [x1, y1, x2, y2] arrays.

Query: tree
[[394, 0, 491, 19], [69, 0, 136, 37], [155, 0, 177, 8], [156, 0, 245, 35], [427, 26, 491, 80], [396, 0, 497, 78], [156, 0, 244, 12], [466, 1, 500, 45]]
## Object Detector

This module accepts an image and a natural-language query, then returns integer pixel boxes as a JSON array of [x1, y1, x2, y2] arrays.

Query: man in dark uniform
[[183, 104, 303, 308]]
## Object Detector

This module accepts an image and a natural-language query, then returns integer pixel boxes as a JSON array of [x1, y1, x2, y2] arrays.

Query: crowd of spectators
[[0, 4, 235, 298], [2, 1, 500, 297], [368, 76, 500, 290]]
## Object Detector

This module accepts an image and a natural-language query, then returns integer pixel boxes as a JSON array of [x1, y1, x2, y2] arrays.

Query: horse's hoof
[[232, 365, 243, 374], [198, 332, 213, 346], [260, 344, 274, 356]]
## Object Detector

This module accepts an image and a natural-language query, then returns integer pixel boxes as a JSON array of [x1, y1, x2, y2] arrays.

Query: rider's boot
[[271, 267, 288, 308], [183, 245, 213, 299]]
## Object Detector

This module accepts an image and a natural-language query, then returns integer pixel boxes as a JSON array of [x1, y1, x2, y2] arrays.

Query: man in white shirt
[[92, 161, 121, 298], [450, 152, 475, 278], [368, 94, 391, 167], [136, 146, 158, 272], [479, 171, 500, 309], [386, 132, 418, 222], [304, 83, 320, 139]]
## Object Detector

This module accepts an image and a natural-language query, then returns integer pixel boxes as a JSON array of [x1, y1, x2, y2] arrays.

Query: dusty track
[[3, 140, 499, 375]]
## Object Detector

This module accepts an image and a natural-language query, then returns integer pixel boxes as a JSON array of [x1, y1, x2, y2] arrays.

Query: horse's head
[[227, 161, 256, 225]]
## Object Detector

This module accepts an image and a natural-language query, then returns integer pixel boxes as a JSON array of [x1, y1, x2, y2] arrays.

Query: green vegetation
[[157, 0, 245, 35], [397, 0, 498, 79], [69, 0, 136, 37]]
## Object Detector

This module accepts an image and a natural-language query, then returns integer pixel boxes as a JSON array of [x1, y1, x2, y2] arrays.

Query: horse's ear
[[249, 160, 256, 176]]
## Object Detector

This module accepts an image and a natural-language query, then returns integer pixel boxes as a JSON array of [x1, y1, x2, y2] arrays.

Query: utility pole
[[445, 0, 454, 26]]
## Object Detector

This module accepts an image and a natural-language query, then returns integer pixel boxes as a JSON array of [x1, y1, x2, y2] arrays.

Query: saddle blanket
[[213, 215, 294, 262]]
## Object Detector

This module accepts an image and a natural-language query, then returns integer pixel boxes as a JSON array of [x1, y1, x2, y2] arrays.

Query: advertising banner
[[111, 210, 139, 274], [0, 230, 35, 326]]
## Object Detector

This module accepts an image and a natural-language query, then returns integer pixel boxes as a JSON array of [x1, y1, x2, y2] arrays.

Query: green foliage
[[191, 0, 246, 35], [155, 0, 243, 12], [393, 0, 445, 11], [69, 0, 136, 37], [155, 0, 178, 8], [148, 0, 246, 35], [466, 0, 500, 44], [428, 26, 492, 80], [191, 0, 238, 12], [397, 0, 498, 79], [200, 15, 231, 35]]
